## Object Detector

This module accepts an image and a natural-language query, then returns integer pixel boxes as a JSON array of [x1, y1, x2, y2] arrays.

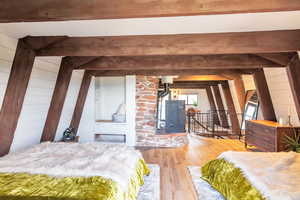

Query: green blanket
[[0, 159, 150, 200], [201, 159, 265, 200]]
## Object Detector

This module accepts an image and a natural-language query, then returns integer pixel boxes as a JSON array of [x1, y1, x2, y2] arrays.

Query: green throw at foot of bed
[[201, 159, 265, 200], [0, 159, 150, 200]]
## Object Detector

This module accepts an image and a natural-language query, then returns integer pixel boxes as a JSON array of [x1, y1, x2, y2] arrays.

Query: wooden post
[[253, 69, 277, 121], [70, 71, 92, 134], [187, 114, 191, 133], [0, 39, 35, 156], [221, 81, 241, 135], [41, 58, 74, 142], [212, 85, 229, 128], [205, 86, 220, 125], [286, 55, 300, 120], [233, 75, 246, 111]]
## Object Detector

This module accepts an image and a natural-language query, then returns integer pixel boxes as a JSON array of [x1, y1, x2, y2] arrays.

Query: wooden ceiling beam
[[169, 82, 221, 89], [174, 75, 229, 81], [89, 69, 254, 77], [256, 52, 296, 66], [77, 54, 281, 70], [29, 30, 300, 56], [1, 0, 299, 23], [170, 84, 215, 88], [23, 36, 69, 51], [173, 81, 221, 85], [67, 56, 99, 68]]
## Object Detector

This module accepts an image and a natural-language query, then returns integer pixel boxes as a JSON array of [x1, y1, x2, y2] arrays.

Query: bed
[[201, 151, 300, 200], [0, 142, 150, 200]]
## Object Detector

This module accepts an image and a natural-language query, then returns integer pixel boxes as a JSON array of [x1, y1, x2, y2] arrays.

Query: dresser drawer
[[245, 120, 277, 152]]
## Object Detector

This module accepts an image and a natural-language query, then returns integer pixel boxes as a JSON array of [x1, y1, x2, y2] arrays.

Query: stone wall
[[136, 76, 159, 141]]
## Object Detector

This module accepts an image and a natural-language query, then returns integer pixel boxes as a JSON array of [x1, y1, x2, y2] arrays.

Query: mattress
[[0, 142, 150, 200], [201, 151, 300, 200]]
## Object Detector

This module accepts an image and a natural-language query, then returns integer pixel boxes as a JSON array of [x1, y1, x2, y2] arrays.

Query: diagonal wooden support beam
[[205, 86, 220, 125], [212, 85, 229, 128], [23, 36, 69, 51], [233, 75, 246, 111], [29, 30, 300, 56], [41, 57, 74, 142], [253, 69, 277, 121], [0, 39, 35, 156], [1, 0, 299, 23], [221, 81, 241, 135], [286, 55, 300, 120], [256, 52, 296, 66], [70, 71, 92, 134], [220, 74, 246, 111]]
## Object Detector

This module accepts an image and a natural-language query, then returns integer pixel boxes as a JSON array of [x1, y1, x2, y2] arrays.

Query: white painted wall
[[77, 78, 96, 143], [242, 75, 256, 91], [218, 84, 228, 111], [242, 71, 300, 125], [177, 89, 210, 113], [264, 68, 300, 126], [93, 76, 136, 146], [0, 33, 94, 152], [95, 77, 126, 121]]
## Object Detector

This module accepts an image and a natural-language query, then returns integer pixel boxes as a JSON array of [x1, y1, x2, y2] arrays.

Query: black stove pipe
[[158, 83, 170, 98]]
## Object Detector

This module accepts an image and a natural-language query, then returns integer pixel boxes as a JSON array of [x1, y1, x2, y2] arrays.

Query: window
[[178, 94, 198, 105]]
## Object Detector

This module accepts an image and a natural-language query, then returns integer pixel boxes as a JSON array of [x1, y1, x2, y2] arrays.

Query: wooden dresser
[[245, 120, 298, 152]]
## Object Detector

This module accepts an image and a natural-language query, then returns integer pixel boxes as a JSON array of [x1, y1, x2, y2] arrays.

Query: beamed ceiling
[[14, 29, 299, 78], [0, 1, 299, 77], [1, 0, 300, 156]]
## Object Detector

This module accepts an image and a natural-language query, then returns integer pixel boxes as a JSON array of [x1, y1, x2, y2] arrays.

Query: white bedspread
[[219, 151, 300, 200], [0, 142, 143, 193]]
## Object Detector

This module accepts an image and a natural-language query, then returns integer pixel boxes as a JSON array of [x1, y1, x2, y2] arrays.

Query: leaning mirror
[[241, 90, 259, 130]]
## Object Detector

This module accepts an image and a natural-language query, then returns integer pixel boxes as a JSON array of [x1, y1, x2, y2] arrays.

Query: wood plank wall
[[0, 33, 94, 152]]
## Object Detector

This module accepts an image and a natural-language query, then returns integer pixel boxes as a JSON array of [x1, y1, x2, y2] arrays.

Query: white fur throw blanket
[[0, 142, 143, 193], [219, 151, 300, 200]]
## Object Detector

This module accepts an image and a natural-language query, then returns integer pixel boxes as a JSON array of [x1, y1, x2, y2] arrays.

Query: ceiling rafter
[[88, 69, 255, 77], [1, 0, 299, 23], [75, 54, 281, 71], [23, 30, 300, 57]]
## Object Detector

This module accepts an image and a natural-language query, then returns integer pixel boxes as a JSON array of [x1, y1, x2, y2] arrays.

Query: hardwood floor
[[139, 135, 247, 200]]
